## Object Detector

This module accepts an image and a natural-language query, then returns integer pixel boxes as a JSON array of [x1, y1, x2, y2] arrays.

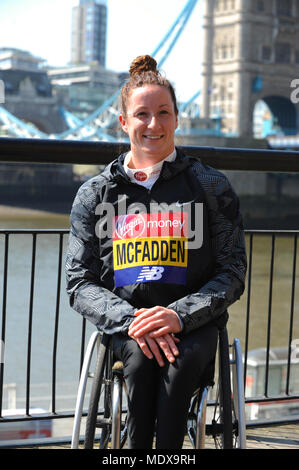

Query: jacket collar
[[107, 147, 194, 183]]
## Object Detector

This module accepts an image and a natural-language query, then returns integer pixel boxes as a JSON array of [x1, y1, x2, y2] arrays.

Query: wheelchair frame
[[71, 327, 246, 449]]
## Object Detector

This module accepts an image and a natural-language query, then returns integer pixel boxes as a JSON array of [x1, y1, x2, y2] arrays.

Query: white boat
[[0, 408, 52, 441], [245, 346, 299, 421]]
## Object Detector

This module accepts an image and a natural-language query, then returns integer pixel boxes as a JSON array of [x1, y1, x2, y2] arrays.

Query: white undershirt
[[123, 149, 177, 189]]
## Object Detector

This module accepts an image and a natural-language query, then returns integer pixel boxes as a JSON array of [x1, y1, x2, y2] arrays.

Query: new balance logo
[[136, 266, 164, 282]]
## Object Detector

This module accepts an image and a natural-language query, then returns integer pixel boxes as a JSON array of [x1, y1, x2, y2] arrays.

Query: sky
[[0, 0, 204, 102]]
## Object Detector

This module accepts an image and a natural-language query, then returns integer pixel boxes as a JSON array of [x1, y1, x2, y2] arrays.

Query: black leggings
[[112, 323, 218, 449]]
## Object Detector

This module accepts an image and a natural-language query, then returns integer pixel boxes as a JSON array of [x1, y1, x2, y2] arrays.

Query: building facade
[[71, 0, 107, 66], [0, 48, 46, 71], [0, 48, 66, 134], [201, 0, 299, 136], [48, 64, 127, 117]]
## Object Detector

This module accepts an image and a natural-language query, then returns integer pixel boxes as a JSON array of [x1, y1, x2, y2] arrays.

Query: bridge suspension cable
[[0, 105, 49, 139]]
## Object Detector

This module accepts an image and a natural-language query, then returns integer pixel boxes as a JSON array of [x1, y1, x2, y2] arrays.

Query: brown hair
[[120, 55, 178, 117]]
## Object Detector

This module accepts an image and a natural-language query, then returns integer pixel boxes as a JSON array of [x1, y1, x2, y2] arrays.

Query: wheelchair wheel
[[214, 327, 233, 448], [187, 386, 210, 449], [211, 329, 246, 449], [84, 335, 111, 449], [231, 338, 247, 448], [188, 328, 246, 450], [84, 334, 127, 449], [111, 361, 127, 449]]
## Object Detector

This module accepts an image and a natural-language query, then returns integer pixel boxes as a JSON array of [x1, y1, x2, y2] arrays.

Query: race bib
[[112, 212, 188, 287]]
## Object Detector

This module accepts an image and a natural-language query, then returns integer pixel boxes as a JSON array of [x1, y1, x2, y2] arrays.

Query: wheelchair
[[71, 326, 246, 449]]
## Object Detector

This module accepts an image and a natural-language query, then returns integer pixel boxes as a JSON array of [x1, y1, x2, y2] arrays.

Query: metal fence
[[243, 230, 299, 408], [0, 138, 299, 444], [0, 229, 69, 420]]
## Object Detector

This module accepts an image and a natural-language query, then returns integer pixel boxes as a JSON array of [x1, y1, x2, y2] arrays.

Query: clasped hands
[[128, 306, 182, 367]]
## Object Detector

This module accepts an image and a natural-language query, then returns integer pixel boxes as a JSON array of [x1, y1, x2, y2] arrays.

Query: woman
[[65, 55, 247, 449]]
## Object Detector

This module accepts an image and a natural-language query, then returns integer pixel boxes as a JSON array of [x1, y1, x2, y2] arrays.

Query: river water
[[0, 207, 299, 428]]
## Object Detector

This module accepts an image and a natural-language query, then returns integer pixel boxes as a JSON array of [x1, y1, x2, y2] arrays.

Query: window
[[275, 43, 291, 63], [220, 85, 226, 101], [262, 46, 271, 61], [214, 45, 220, 60], [257, 0, 264, 12], [276, 0, 292, 16], [230, 43, 235, 58], [295, 50, 299, 64]]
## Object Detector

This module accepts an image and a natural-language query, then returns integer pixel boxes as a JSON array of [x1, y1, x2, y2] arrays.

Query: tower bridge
[[202, 0, 299, 141]]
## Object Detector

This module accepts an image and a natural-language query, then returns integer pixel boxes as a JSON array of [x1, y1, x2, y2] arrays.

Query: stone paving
[[9, 423, 299, 450]]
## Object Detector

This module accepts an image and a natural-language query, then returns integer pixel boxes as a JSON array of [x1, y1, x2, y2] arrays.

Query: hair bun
[[129, 55, 158, 77]]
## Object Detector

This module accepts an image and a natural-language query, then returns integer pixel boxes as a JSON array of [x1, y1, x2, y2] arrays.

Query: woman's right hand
[[133, 332, 180, 367]]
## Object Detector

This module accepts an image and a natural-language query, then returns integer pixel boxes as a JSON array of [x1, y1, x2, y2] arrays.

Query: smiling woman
[[119, 85, 178, 167], [118, 55, 178, 173]]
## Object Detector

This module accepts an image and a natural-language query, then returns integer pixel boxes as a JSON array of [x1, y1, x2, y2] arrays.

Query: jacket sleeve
[[167, 165, 247, 335], [65, 182, 136, 335]]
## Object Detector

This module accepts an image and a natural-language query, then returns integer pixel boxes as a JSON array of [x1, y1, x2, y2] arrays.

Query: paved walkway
[[180, 423, 299, 449], [245, 424, 299, 449], [7, 423, 299, 450]]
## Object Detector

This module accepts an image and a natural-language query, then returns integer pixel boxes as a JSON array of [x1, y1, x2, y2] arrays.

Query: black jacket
[[65, 148, 247, 335]]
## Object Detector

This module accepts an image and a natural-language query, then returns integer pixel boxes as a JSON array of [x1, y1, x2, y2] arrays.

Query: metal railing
[[0, 230, 71, 420], [1, 136, 299, 171], [243, 230, 299, 407], [0, 137, 299, 444]]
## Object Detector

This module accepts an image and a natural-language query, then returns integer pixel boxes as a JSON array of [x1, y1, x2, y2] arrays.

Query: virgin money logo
[[134, 171, 147, 182], [115, 214, 146, 239]]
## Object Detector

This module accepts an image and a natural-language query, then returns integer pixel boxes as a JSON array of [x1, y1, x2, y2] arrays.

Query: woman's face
[[119, 85, 178, 167]]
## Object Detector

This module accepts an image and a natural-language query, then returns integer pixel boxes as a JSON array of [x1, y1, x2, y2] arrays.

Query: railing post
[[264, 233, 275, 398], [51, 233, 64, 415], [0, 233, 9, 418], [25, 232, 37, 416], [286, 233, 298, 395]]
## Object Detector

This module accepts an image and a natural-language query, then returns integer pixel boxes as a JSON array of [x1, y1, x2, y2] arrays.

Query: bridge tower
[[201, 0, 299, 137]]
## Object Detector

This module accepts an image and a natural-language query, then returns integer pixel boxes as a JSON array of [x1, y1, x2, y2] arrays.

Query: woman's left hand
[[134, 333, 180, 366], [128, 306, 182, 339]]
